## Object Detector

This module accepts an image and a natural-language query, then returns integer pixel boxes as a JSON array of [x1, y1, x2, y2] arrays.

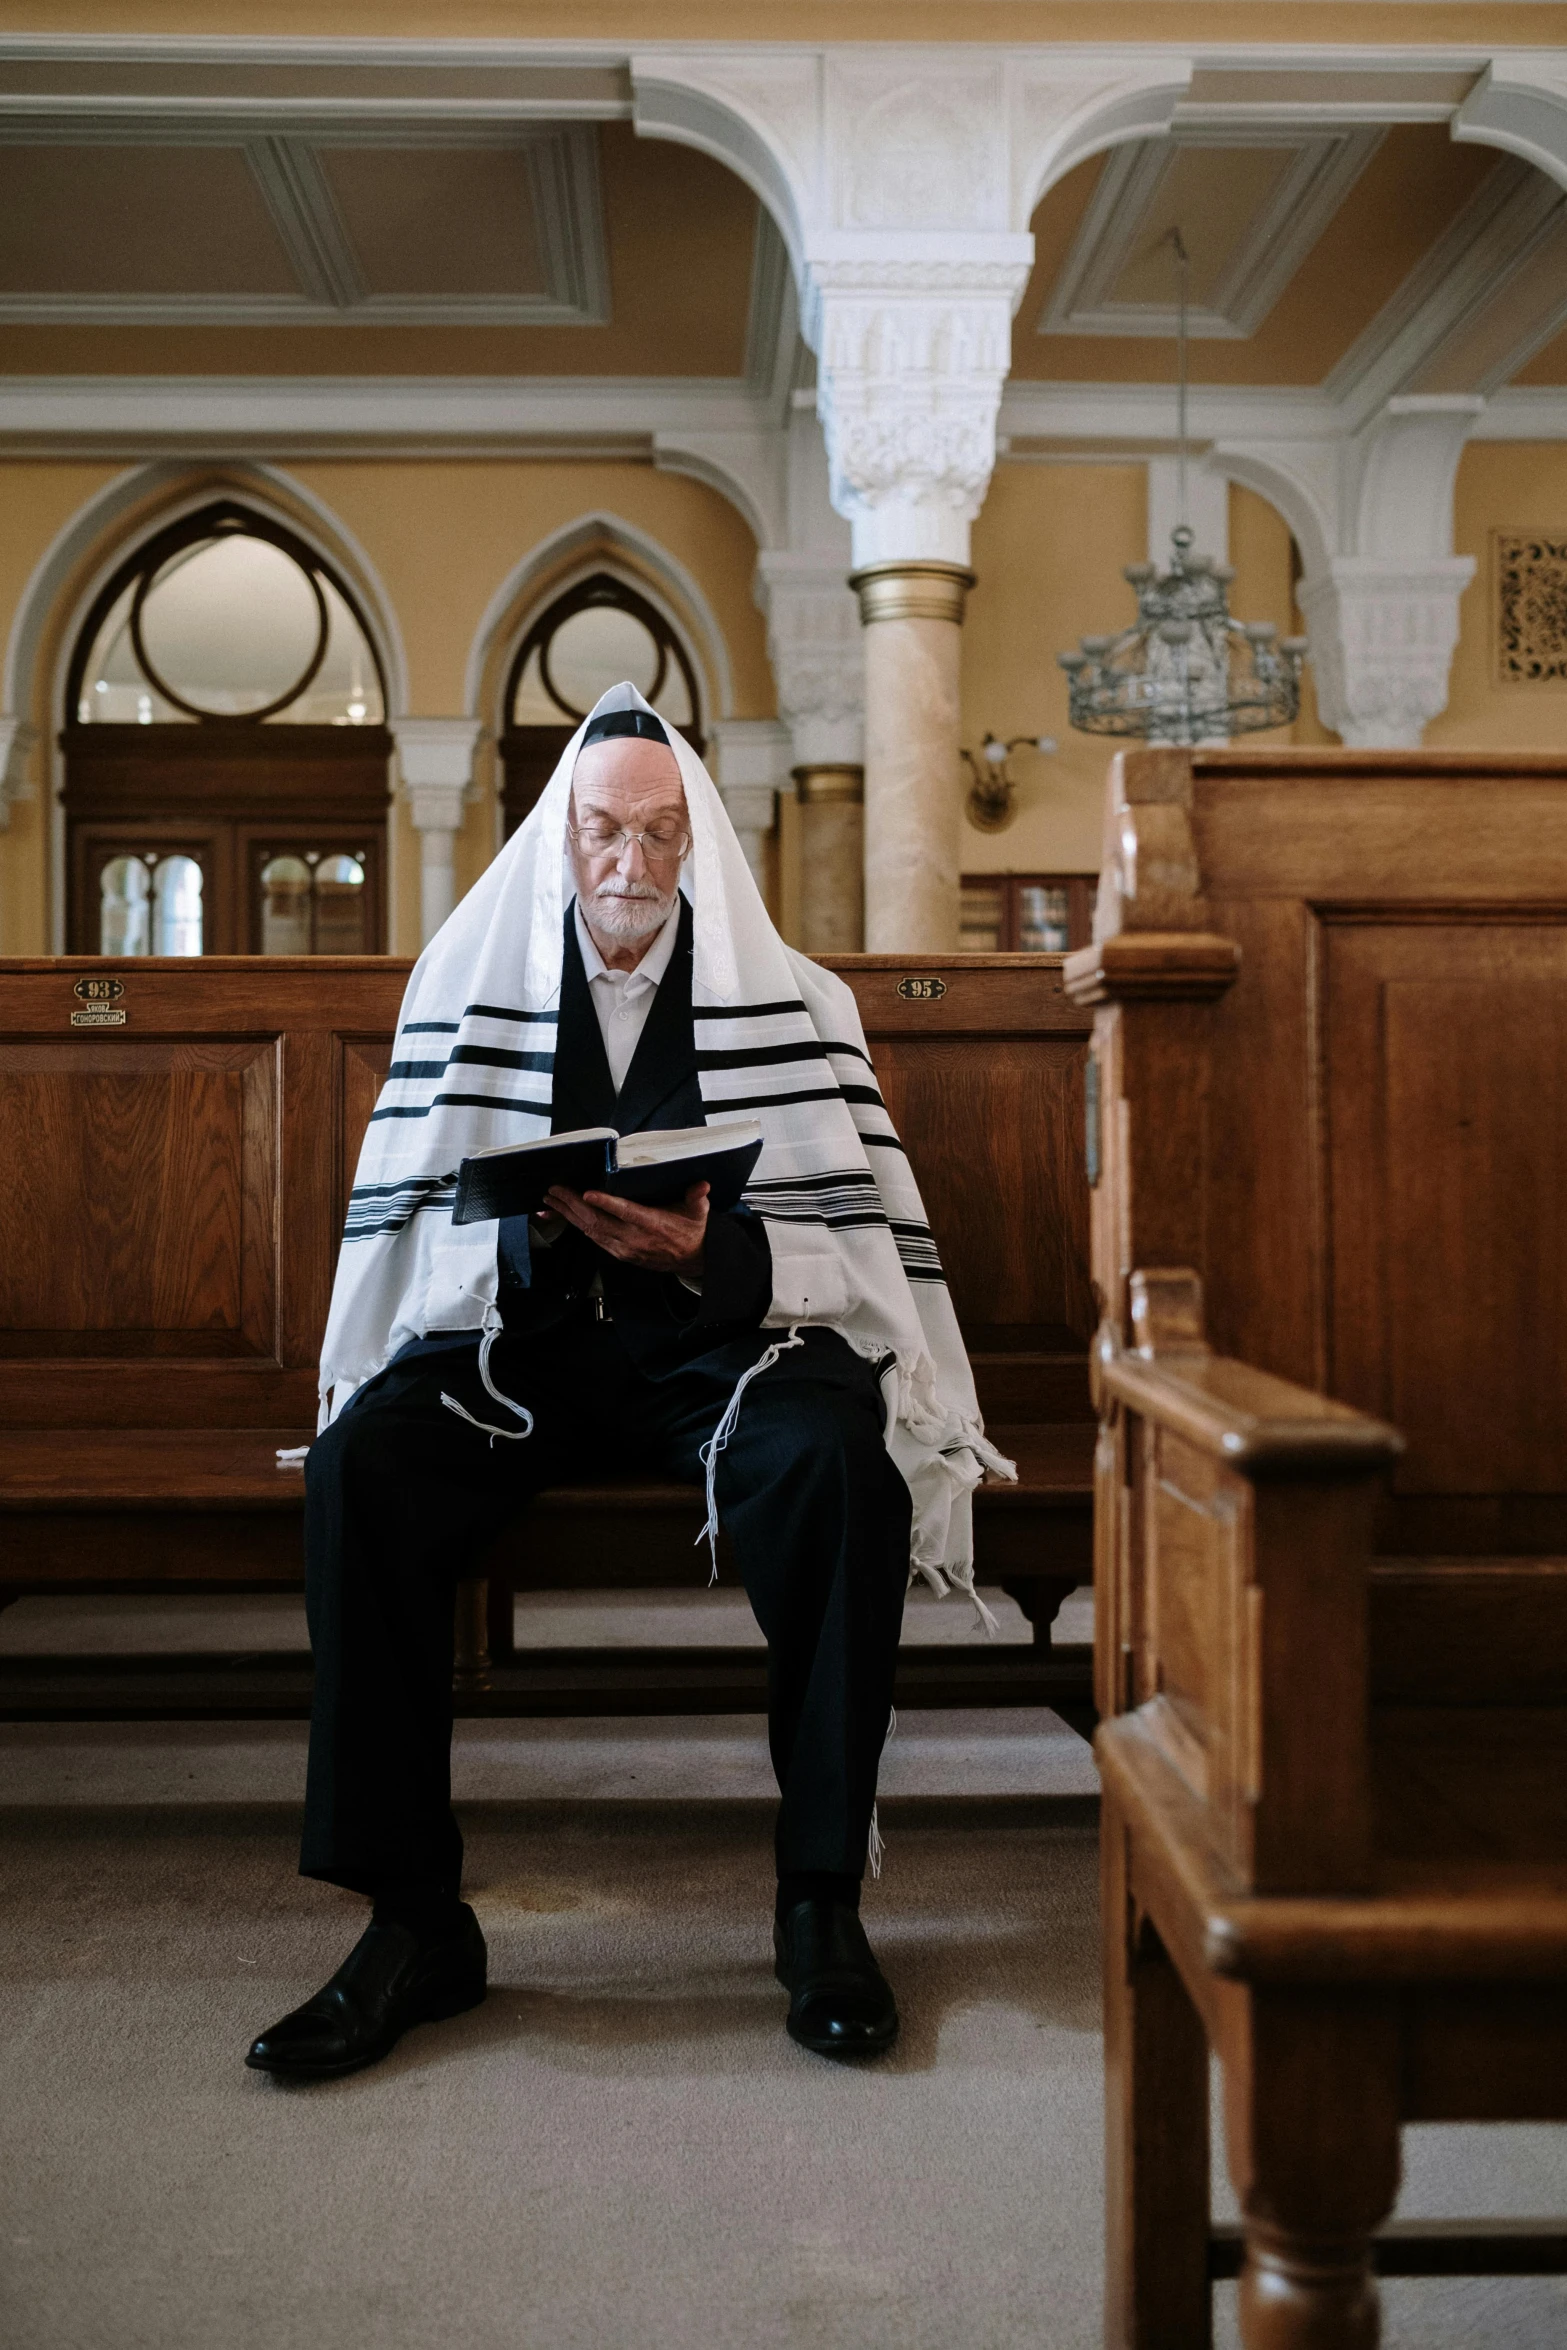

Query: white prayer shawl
[[320, 683, 1014, 1607]]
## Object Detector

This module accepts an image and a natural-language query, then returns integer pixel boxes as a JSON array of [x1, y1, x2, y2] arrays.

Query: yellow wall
[[0, 457, 771, 955], [1432, 442, 1567, 751], [963, 460, 1147, 874]]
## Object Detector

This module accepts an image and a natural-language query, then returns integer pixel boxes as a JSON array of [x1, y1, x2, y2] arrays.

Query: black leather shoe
[[246, 1905, 487, 2081], [774, 1899, 898, 2059]]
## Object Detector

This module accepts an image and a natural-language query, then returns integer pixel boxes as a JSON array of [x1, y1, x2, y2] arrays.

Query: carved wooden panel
[[870, 1034, 1092, 1343], [828, 956, 1095, 1356], [0, 1038, 277, 1358], [1324, 918, 1567, 1497]]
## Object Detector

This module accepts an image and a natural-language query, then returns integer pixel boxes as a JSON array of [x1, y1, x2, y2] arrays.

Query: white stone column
[[756, 540, 866, 951], [391, 717, 483, 946], [807, 247, 1030, 950], [708, 718, 789, 906]]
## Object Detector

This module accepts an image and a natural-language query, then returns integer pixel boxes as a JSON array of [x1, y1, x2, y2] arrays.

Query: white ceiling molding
[[1325, 157, 1567, 426], [247, 137, 366, 309], [1001, 379, 1338, 445], [0, 39, 635, 123], [1038, 124, 1382, 341], [1475, 385, 1567, 438], [10, 371, 1550, 473], [0, 122, 610, 327], [744, 200, 801, 418], [1176, 64, 1482, 129], [0, 374, 768, 457]]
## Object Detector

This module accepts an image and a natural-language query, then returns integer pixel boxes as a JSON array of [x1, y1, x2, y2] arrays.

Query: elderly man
[[247, 687, 1006, 2083]]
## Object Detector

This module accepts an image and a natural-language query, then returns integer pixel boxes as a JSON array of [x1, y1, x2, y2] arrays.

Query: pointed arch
[[462, 510, 736, 730], [12, 462, 409, 949]]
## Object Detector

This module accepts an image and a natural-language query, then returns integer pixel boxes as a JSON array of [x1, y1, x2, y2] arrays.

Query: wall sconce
[[961, 732, 1058, 833]]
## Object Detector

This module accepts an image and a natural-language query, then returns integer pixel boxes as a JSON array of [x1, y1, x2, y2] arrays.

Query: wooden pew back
[[1071, 747, 1567, 1565], [0, 949, 1091, 1445]]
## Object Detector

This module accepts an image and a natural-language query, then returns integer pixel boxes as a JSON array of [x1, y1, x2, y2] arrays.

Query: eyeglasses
[[568, 820, 691, 862]]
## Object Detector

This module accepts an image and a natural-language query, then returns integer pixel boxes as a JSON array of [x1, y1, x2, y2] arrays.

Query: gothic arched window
[[498, 572, 703, 837], [63, 501, 392, 954]]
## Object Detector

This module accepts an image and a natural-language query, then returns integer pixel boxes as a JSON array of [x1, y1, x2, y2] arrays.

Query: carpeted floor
[[2, 1596, 1564, 2348]]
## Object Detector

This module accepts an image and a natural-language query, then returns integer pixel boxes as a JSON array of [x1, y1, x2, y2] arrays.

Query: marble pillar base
[[793, 766, 864, 953]]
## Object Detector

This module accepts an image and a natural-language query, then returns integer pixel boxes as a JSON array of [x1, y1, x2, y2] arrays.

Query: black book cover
[[452, 1122, 762, 1225]]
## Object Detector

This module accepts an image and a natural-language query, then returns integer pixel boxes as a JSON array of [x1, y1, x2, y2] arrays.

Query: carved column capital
[[804, 247, 1032, 569], [1297, 560, 1475, 748]]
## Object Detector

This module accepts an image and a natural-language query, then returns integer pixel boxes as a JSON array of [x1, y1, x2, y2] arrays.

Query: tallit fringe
[[695, 1325, 804, 1580], [441, 1319, 535, 1448]]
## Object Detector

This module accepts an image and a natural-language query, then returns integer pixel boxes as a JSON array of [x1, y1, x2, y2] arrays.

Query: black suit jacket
[[494, 896, 772, 1366]]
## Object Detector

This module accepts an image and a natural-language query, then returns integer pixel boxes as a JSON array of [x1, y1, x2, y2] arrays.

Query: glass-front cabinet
[[62, 500, 392, 955], [960, 872, 1098, 953]]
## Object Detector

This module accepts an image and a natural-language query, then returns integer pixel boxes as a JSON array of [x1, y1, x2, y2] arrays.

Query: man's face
[[568, 738, 690, 945]]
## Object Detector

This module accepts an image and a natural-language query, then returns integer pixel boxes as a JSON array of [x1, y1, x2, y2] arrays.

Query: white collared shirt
[[573, 893, 682, 1093]]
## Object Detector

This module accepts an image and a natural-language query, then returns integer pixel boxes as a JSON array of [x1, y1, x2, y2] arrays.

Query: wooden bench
[[1066, 747, 1567, 2347], [0, 951, 1095, 1723]]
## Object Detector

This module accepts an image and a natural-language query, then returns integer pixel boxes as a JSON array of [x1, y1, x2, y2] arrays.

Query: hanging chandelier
[[1057, 231, 1309, 744]]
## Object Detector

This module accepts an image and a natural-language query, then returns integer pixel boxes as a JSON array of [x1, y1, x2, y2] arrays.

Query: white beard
[[587, 878, 675, 943]]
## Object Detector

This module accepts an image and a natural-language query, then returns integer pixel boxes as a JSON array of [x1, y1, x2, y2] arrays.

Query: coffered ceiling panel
[[0, 123, 759, 379], [0, 143, 298, 298], [1015, 125, 1501, 386], [315, 146, 549, 300], [1041, 131, 1380, 339], [1516, 329, 1567, 386], [0, 123, 607, 325]]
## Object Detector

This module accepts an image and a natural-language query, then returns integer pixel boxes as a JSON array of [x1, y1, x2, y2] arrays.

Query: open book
[[452, 1118, 763, 1226]]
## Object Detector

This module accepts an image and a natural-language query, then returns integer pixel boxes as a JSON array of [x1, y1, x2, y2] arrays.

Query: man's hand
[[544, 1181, 709, 1276]]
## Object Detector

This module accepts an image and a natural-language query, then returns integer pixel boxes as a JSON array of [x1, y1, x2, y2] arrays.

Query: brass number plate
[[71, 974, 126, 1027], [896, 975, 947, 1002]]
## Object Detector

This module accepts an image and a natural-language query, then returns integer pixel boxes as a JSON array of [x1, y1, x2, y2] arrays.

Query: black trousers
[[300, 1318, 912, 1901]]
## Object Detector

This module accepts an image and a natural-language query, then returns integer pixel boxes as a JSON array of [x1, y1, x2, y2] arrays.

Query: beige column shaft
[[851, 563, 972, 952], [793, 765, 864, 953]]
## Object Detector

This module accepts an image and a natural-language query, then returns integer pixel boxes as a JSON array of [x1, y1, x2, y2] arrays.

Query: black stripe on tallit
[[695, 1039, 830, 1072], [745, 1169, 880, 1198], [343, 1173, 456, 1239], [369, 1091, 549, 1122], [691, 999, 806, 1021], [700, 1085, 846, 1112], [890, 1217, 946, 1284]]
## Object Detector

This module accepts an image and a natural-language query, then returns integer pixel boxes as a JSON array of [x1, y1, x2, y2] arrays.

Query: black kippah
[[580, 708, 670, 748]]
